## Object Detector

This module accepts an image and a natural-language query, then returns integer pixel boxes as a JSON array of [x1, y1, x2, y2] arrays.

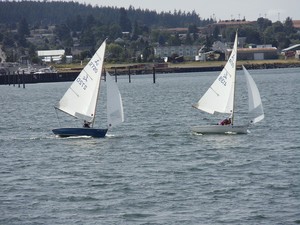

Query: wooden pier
[[1, 61, 299, 86], [0, 71, 79, 86]]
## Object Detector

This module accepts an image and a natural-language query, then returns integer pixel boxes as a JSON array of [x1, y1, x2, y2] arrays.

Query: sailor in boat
[[83, 120, 91, 128], [219, 117, 232, 126]]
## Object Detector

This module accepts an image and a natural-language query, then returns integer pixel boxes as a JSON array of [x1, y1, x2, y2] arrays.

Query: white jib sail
[[193, 32, 238, 115], [56, 40, 106, 122], [106, 72, 124, 128], [243, 65, 264, 124]]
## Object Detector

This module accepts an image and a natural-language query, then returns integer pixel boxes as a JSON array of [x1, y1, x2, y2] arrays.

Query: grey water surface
[[1, 68, 299, 224]]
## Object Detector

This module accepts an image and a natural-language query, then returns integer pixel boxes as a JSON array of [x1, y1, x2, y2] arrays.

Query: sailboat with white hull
[[52, 40, 124, 138], [191, 32, 264, 134]]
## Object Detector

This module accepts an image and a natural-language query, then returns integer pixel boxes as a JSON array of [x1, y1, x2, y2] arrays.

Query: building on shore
[[154, 45, 201, 61], [227, 46, 278, 60], [281, 44, 300, 59], [37, 50, 65, 63]]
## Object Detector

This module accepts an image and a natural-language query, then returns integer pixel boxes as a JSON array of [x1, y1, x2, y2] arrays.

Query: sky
[[72, 0, 299, 22]]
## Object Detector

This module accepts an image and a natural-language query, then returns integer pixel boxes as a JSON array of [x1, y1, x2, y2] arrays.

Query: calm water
[[1, 68, 299, 224]]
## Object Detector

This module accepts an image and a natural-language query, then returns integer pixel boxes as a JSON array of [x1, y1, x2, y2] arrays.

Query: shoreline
[[1, 60, 300, 85], [56, 59, 300, 75], [105, 60, 300, 75]]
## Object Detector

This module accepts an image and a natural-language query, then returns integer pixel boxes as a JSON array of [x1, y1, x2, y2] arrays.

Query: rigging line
[[209, 87, 219, 96], [94, 52, 105, 72], [223, 67, 232, 78], [54, 107, 61, 127], [95, 51, 102, 59], [69, 87, 79, 97], [82, 69, 94, 81]]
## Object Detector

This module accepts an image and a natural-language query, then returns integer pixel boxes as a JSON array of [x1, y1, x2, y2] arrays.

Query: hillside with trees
[[0, 1, 211, 28], [0, 1, 299, 64]]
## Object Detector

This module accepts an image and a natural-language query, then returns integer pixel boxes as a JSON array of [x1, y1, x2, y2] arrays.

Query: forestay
[[193, 32, 238, 115], [243, 65, 264, 124], [56, 41, 106, 122]]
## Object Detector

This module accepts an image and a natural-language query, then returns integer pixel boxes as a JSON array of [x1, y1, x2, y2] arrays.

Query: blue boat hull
[[52, 128, 108, 138]]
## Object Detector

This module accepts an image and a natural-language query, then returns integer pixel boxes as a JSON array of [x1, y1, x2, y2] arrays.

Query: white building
[[37, 49, 65, 63], [296, 50, 300, 60], [154, 45, 200, 60]]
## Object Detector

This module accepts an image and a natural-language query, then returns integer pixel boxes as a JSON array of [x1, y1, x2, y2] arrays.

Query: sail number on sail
[[76, 76, 88, 90], [229, 53, 235, 68], [75, 58, 102, 90], [89, 59, 101, 74], [218, 70, 230, 86]]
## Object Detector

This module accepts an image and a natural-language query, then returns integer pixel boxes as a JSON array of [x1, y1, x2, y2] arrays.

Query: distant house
[[227, 47, 278, 60], [214, 20, 256, 27], [293, 20, 300, 30], [282, 44, 300, 53], [27, 27, 56, 46], [154, 45, 200, 60], [206, 20, 256, 35], [37, 50, 65, 63], [281, 44, 300, 58], [295, 50, 300, 60], [114, 37, 125, 44]]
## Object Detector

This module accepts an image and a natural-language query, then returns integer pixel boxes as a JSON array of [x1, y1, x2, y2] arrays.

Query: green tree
[[85, 14, 96, 27], [131, 21, 139, 41], [3, 32, 15, 47], [272, 21, 284, 33], [276, 32, 290, 49], [151, 30, 169, 45], [80, 50, 91, 60], [185, 31, 193, 45], [263, 26, 277, 46], [223, 27, 236, 43], [158, 34, 166, 46], [54, 24, 73, 47], [188, 24, 199, 41], [284, 17, 295, 36], [75, 15, 83, 32], [168, 33, 181, 46], [108, 24, 122, 39], [256, 17, 272, 31], [119, 7, 132, 32], [17, 17, 30, 47], [212, 26, 220, 40], [107, 43, 124, 61], [240, 26, 261, 44], [80, 28, 95, 47], [18, 17, 30, 37]]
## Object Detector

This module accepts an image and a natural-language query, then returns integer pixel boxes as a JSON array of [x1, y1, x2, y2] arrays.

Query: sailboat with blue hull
[[52, 40, 124, 138], [52, 127, 108, 138]]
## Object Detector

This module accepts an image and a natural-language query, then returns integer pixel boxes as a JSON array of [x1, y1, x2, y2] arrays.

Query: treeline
[[0, 1, 215, 63], [0, 1, 212, 28], [0, 1, 299, 64], [212, 17, 300, 50]]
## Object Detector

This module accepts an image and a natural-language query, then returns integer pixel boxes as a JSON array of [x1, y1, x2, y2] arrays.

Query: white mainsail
[[243, 65, 264, 124], [193, 32, 238, 115], [106, 72, 124, 128], [191, 32, 264, 134], [56, 40, 106, 123]]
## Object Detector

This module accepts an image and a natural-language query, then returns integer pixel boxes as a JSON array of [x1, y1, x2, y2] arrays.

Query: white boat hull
[[191, 124, 248, 134]]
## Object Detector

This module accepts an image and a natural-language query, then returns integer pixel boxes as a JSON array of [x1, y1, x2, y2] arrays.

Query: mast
[[231, 31, 238, 125], [90, 67, 103, 128], [91, 41, 106, 128]]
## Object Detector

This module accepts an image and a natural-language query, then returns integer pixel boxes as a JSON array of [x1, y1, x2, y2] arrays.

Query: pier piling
[[128, 67, 131, 83], [153, 67, 156, 83], [22, 71, 25, 88], [17, 71, 20, 88]]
